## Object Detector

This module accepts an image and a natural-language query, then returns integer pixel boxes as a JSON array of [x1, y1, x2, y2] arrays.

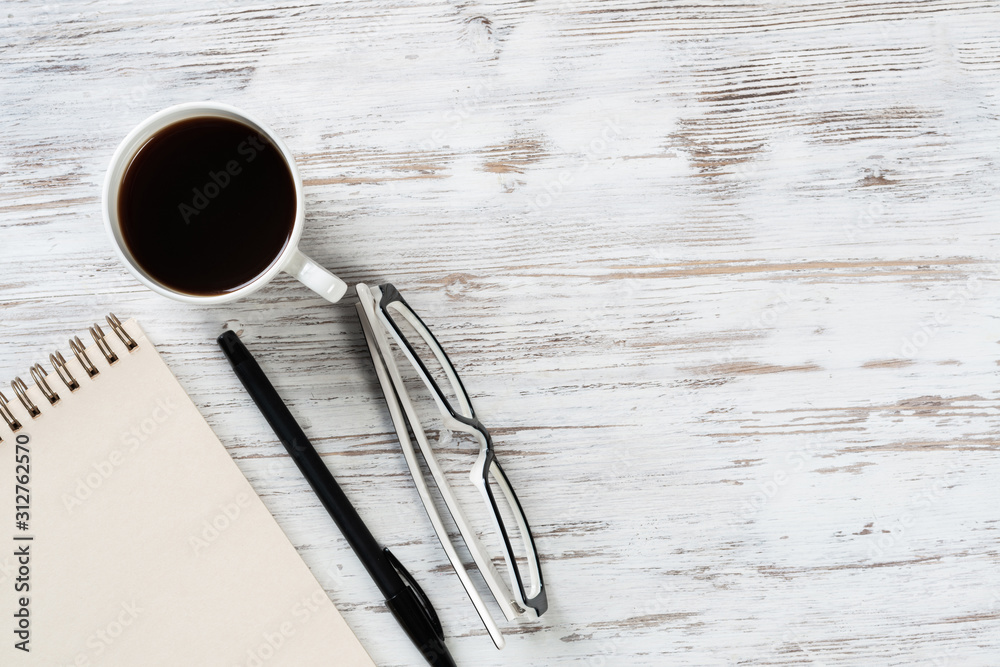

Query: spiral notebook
[[0, 316, 375, 666]]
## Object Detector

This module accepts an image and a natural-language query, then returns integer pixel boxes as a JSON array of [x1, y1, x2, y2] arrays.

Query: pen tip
[[217, 330, 249, 364]]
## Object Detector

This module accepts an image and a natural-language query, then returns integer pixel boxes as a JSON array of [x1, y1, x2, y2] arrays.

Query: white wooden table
[[3, 1, 1000, 664]]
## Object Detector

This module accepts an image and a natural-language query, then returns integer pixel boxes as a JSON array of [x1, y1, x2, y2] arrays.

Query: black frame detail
[[376, 283, 548, 616]]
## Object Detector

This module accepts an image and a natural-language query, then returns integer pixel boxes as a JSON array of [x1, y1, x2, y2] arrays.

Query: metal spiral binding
[[30, 364, 60, 405], [12, 377, 40, 418], [89, 324, 119, 365], [50, 351, 79, 391], [0, 391, 21, 432], [0, 314, 139, 438], [107, 313, 138, 351], [70, 336, 100, 378]]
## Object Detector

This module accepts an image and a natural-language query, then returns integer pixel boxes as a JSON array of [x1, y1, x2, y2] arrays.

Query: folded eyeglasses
[[355, 283, 547, 649]]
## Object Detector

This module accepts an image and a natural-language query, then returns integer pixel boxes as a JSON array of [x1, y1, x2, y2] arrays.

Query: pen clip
[[383, 547, 443, 640]]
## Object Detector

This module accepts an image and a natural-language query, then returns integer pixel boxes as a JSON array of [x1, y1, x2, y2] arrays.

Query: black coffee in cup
[[117, 117, 296, 296]]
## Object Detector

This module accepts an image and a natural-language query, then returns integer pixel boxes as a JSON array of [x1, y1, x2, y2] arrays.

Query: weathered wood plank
[[2, 1, 999, 664]]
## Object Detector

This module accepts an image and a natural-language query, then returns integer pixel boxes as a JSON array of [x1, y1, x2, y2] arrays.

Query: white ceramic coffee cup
[[102, 101, 348, 304]]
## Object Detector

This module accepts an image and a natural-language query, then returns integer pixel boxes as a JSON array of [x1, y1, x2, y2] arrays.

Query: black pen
[[218, 331, 457, 667]]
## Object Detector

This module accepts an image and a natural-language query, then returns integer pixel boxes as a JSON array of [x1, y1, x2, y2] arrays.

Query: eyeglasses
[[355, 283, 547, 649]]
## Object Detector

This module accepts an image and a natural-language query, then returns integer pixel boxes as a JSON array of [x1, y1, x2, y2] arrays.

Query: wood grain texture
[[2, 1, 1000, 664]]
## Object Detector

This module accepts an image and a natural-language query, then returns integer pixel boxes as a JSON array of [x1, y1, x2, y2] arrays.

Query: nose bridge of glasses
[[448, 410, 487, 435]]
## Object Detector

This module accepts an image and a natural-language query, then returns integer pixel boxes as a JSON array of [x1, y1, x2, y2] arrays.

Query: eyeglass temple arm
[[356, 302, 511, 646]]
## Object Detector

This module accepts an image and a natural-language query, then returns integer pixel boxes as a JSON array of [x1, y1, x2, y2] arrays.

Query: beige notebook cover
[[0, 317, 376, 666]]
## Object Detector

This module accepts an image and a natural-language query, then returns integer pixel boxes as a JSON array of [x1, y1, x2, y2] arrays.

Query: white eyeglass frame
[[356, 283, 547, 647], [365, 285, 545, 616]]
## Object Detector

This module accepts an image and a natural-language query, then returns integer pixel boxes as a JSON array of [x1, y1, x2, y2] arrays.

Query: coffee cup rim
[[102, 101, 306, 304]]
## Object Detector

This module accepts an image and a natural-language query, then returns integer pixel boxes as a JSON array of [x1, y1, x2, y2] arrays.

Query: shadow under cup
[[116, 115, 297, 297]]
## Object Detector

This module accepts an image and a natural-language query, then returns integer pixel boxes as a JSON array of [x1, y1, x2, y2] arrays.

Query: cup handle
[[283, 247, 349, 303]]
